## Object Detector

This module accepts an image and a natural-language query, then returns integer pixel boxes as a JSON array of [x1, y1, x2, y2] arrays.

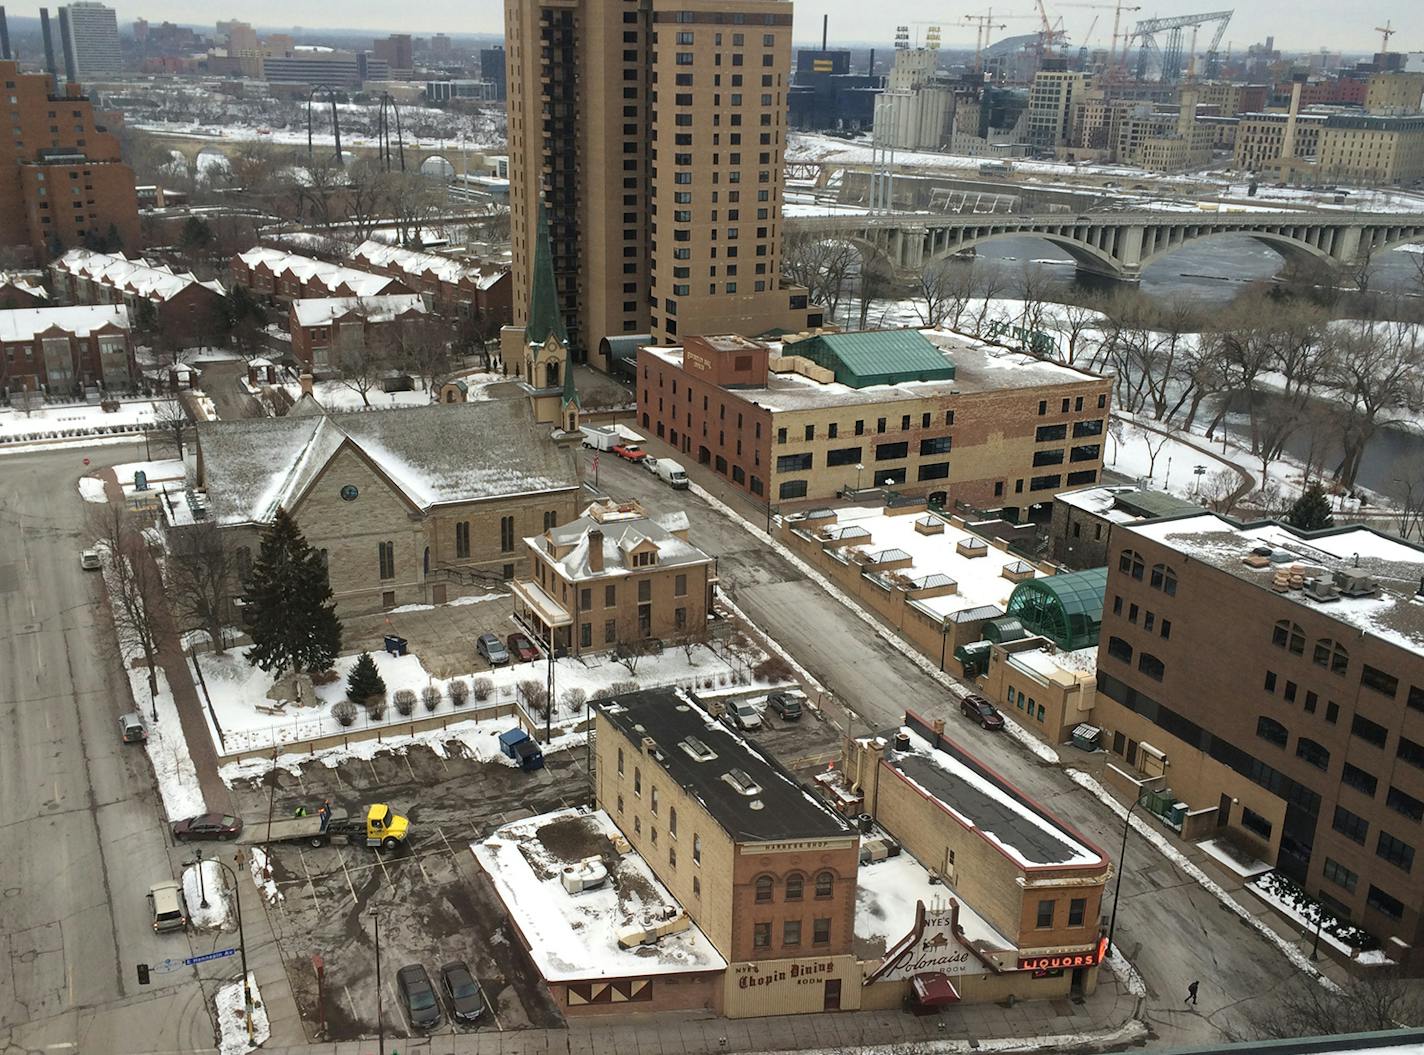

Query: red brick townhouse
[[49, 248, 226, 348], [229, 247, 409, 303], [0, 304, 135, 394], [350, 240, 512, 325], [288, 294, 428, 373]]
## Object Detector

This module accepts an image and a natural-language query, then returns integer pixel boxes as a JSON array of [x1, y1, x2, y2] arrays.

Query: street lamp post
[[370, 907, 385, 1055], [1311, 904, 1325, 960], [855, 463, 864, 493], [939, 620, 950, 672], [192, 848, 209, 910], [1105, 791, 1147, 954]]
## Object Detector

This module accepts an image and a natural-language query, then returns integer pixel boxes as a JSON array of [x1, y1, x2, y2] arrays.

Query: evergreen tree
[[1285, 481, 1334, 532], [346, 652, 386, 704], [242, 508, 343, 675]]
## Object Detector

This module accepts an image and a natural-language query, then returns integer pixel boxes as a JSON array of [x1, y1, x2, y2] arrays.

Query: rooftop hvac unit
[[1303, 578, 1341, 603], [560, 856, 609, 894], [1332, 570, 1379, 597]]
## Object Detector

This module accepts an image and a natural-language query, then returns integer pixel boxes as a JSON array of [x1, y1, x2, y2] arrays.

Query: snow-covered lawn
[[78, 476, 108, 503], [1106, 418, 1229, 498], [276, 371, 506, 413], [198, 639, 786, 757], [1247, 870, 1377, 957], [0, 399, 161, 444], [214, 972, 269, 1055], [181, 859, 231, 929]]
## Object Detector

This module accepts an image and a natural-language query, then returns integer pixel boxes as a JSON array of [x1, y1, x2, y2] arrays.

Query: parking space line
[[375, 846, 394, 887], [403, 753, 418, 784], [295, 847, 321, 908], [438, 826, 463, 860], [336, 849, 360, 905], [366, 758, 379, 786]]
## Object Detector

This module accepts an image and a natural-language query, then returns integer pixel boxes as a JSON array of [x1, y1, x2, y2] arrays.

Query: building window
[[755, 874, 773, 902], [500, 516, 515, 552], [920, 436, 952, 456], [1322, 857, 1358, 893], [669, 847, 677, 869], [1387, 786, 1424, 822], [605, 619, 617, 643], [633, 767, 641, 796], [1035, 899, 1055, 928], [675, 573, 687, 596], [1296, 738, 1330, 770], [1240, 807, 1273, 840], [782, 920, 801, 946], [1068, 898, 1087, 927], [693, 876, 701, 897], [813, 917, 831, 945], [753, 922, 771, 948], [455, 521, 470, 558], [1342, 763, 1378, 797], [1272, 620, 1305, 655], [1351, 714, 1389, 749], [378, 541, 395, 580], [1361, 664, 1400, 698], [1333, 805, 1369, 844], [617, 748, 624, 774], [776, 453, 812, 473], [1138, 652, 1165, 682], [785, 873, 803, 901], [1255, 716, 1288, 748], [1149, 563, 1177, 595], [1107, 636, 1133, 664], [815, 871, 833, 899], [1118, 549, 1144, 580], [1367, 885, 1404, 920], [693, 834, 702, 863], [1376, 831, 1415, 872], [779, 480, 807, 500], [669, 807, 678, 836], [1313, 638, 1349, 675], [606, 585, 617, 607], [876, 441, 909, 461]]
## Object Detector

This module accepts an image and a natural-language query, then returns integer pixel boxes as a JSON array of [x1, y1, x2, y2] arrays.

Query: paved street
[[587, 439, 1343, 1048]]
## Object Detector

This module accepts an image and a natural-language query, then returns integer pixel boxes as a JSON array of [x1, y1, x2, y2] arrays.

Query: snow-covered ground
[[1246, 871, 1376, 958], [1197, 836, 1270, 880], [78, 476, 109, 503], [245, 847, 284, 904], [181, 859, 231, 929], [275, 371, 506, 413], [214, 972, 269, 1055], [198, 638, 787, 757], [0, 399, 162, 445]]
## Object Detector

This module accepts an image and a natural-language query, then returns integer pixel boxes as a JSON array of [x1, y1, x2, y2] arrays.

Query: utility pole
[[370, 907, 384, 1055], [1106, 792, 1147, 952]]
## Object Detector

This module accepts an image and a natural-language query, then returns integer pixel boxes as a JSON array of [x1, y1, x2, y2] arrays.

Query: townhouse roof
[[533, 504, 711, 581], [51, 248, 225, 301], [0, 304, 130, 342], [196, 399, 579, 526], [290, 294, 427, 328], [592, 688, 851, 844], [351, 239, 506, 290], [235, 247, 394, 297], [0, 272, 49, 300]]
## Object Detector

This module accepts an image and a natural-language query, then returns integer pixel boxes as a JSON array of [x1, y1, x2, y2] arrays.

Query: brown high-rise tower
[[504, 0, 822, 372]]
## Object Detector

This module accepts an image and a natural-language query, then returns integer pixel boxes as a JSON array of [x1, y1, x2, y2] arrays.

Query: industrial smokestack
[[822, 14, 827, 52], [0, 7, 12, 61], [868, 48, 876, 78], [39, 8, 58, 91], [1279, 71, 1307, 176], [57, 5, 77, 86]]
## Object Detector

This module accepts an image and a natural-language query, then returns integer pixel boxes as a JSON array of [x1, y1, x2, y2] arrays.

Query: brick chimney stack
[[587, 528, 604, 573]]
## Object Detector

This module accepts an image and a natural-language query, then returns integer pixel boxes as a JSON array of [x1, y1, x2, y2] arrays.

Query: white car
[[80, 549, 101, 570], [724, 700, 762, 732], [642, 455, 659, 474]]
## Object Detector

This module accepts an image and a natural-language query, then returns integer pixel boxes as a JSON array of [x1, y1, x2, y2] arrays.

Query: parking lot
[[228, 686, 844, 1043]]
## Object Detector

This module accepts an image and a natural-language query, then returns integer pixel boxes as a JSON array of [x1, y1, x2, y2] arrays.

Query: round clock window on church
[[340, 485, 359, 502]]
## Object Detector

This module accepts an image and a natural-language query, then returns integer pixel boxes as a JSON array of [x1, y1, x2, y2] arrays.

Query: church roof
[[525, 200, 567, 347]]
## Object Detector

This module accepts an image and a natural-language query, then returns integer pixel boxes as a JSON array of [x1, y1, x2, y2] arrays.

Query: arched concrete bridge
[[784, 210, 1424, 281]]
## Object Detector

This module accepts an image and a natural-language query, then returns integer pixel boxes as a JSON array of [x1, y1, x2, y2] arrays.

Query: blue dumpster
[[383, 634, 408, 657], [498, 728, 545, 772]]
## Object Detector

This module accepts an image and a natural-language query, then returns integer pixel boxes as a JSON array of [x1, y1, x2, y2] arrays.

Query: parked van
[[148, 880, 188, 932], [656, 459, 689, 490]]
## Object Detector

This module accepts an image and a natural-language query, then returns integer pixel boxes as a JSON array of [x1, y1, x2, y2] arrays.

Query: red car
[[612, 443, 647, 462], [506, 633, 540, 663], [960, 695, 1005, 730], [172, 813, 243, 841]]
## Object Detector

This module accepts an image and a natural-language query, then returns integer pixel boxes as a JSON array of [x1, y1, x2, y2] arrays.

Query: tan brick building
[[1316, 114, 1424, 186], [1233, 111, 1326, 172], [511, 499, 715, 656], [1092, 514, 1424, 967], [1364, 72, 1424, 115], [186, 399, 580, 616], [593, 688, 863, 1017], [0, 59, 140, 265], [638, 330, 1111, 518], [503, 0, 822, 370]]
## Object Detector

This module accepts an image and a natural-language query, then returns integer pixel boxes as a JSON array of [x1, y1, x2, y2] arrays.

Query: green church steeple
[[525, 199, 568, 348], [561, 345, 580, 409]]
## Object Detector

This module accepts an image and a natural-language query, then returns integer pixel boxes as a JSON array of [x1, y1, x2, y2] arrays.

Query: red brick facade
[[1, 308, 136, 394], [229, 249, 410, 302]]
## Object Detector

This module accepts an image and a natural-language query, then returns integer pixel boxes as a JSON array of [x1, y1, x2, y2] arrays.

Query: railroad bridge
[[784, 210, 1424, 281]]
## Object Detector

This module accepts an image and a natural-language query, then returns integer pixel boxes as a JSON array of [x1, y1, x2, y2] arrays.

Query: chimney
[[39, 8, 58, 92], [299, 372, 314, 397], [586, 527, 604, 573], [57, 5, 77, 86], [822, 14, 828, 52], [1, 7, 12, 62], [1279, 71, 1307, 175]]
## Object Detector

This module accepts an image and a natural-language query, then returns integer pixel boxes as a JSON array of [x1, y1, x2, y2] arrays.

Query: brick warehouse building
[[0, 59, 140, 264], [638, 330, 1110, 518], [1090, 513, 1424, 967]]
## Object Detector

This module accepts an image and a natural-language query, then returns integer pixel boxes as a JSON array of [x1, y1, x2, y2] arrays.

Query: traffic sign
[[184, 948, 238, 966]]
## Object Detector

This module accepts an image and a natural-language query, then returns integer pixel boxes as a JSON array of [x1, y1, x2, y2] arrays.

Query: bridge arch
[[1136, 228, 1333, 276], [925, 229, 1128, 279], [419, 154, 455, 178]]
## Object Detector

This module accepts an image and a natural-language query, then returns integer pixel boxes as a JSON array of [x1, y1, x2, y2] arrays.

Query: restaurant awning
[[911, 972, 960, 1007]]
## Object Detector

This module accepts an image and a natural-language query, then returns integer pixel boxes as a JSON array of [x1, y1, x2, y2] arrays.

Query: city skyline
[[21, 1, 1424, 54]]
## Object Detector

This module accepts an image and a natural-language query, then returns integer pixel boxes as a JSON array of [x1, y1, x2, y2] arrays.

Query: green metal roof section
[[796, 330, 955, 389], [561, 346, 580, 409], [1115, 489, 1201, 519], [525, 200, 567, 347], [1004, 567, 1109, 652]]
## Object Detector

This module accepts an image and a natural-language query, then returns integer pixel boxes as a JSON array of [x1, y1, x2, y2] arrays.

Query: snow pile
[[214, 972, 269, 1055], [1065, 768, 1339, 992], [1103, 943, 1147, 998], [78, 476, 109, 503], [182, 859, 231, 929], [245, 847, 284, 904], [688, 480, 1061, 764]]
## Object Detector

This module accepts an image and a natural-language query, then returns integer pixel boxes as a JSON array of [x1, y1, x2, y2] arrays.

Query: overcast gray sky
[[129, 1, 1420, 54]]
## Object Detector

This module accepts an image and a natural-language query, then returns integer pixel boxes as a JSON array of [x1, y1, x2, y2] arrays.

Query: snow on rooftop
[[0, 303, 129, 341], [236, 247, 394, 297], [52, 248, 225, 302], [0, 272, 48, 299], [1056, 485, 1145, 523], [890, 727, 1104, 869], [290, 294, 426, 327], [1007, 645, 1097, 682], [471, 807, 726, 982], [351, 239, 506, 290], [855, 848, 1015, 963]]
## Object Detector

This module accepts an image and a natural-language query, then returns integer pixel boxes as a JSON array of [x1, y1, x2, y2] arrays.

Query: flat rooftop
[[787, 505, 1042, 622], [1057, 484, 1200, 523], [883, 726, 1105, 870], [593, 688, 850, 844], [471, 807, 726, 982], [642, 329, 1102, 413], [1127, 514, 1424, 652]]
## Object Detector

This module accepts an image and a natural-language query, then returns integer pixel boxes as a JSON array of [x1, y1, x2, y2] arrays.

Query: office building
[[1092, 514, 1424, 967], [0, 58, 140, 263], [373, 33, 413, 77], [1025, 66, 1090, 151], [1365, 72, 1424, 114], [1317, 113, 1424, 185], [1233, 110, 1327, 172], [787, 49, 879, 133], [261, 46, 387, 88], [637, 329, 1110, 515], [59, 2, 121, 80], [479, 45, 506, 101], [502, 0, 821, 371]]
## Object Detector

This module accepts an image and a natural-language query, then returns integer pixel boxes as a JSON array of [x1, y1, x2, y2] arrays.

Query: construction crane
[[1375, 20, 1395, 54], [1034, 0, 1070, 57], [1129, 10, 1232, 82], [1056, 1, 1142, 62], [963, 12, 1008, 70]]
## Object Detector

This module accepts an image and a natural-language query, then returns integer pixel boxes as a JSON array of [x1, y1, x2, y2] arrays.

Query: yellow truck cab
[[364, 803, 410, 851]]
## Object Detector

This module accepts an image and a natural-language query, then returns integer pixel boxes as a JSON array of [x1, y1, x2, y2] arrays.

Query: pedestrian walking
[[1186, 980, 1199, 1006]]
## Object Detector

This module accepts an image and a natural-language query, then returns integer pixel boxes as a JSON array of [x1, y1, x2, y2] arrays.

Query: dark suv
[[960, 694, 1005, 730], [397, 964, 443, 1031], [766, 691, 803, 721]]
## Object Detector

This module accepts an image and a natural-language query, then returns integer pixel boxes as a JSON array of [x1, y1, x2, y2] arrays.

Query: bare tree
[[342, 159, 391, 241], [856, 253, 896, 329], [167, 521, 238, 654], [333, 309, 391, 409], [1198, 468, 1243, 514], [1043, 299, 1103, 367], [152, 395, 192, 457], [93, 505, 165, 707], [781, 231, 859, 319], [393, 314, 452, 393], [615, 639, 658, 675], [385, 171, 443, 247], [1330, 319, 1419, 489], [1393, 480, 1424, 541], [912, 260, 961, 328], [671, 626, 709, 663], [1238, 969, 1423, 1042]]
